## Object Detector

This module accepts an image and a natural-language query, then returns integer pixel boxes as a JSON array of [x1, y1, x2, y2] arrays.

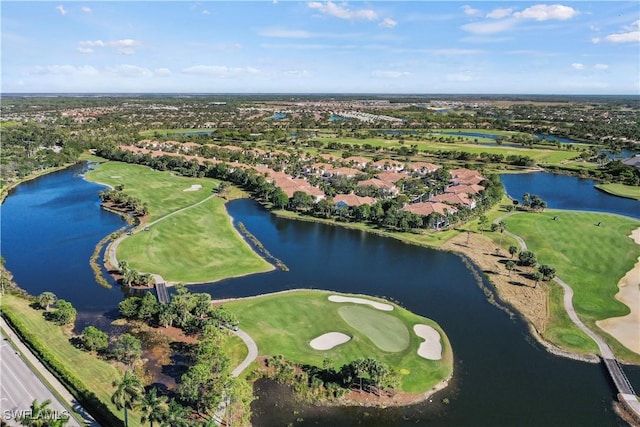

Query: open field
[[595, 183, 640, 201], [222, 290, 452, 393], [85, 162, 272, 283], [504, 210, 640, 361], [0, 294, 138, 426], [315, 136, 578, 164]]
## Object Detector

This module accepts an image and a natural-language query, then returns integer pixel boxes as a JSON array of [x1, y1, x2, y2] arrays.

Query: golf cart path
[[494, 213, 640, 417]]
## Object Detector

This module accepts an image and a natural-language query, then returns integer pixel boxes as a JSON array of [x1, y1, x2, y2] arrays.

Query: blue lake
[[500, 172, 639, 219], [1, 164, 638, 426]]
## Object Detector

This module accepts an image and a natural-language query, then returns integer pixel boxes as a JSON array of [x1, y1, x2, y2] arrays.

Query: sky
[[2, 1, 639, 94]]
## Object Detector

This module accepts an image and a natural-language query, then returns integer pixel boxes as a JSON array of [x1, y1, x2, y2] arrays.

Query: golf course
[[222, 290, 453, 394], [504, 210, 640, 362], [85, 162, 273, 283]]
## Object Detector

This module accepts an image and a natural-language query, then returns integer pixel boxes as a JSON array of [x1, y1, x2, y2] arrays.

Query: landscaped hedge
[[0, 304, 123, 427]]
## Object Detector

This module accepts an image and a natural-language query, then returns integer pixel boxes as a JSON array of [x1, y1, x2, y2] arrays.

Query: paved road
[[0, 329, 83, 427]]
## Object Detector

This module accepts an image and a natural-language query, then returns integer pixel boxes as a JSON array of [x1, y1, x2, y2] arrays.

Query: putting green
[[338, 305, 410, 352]]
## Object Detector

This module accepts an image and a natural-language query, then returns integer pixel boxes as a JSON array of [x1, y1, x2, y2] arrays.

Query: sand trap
[[328, 295, 393, 311], [596, 227, 640, 355], [183, 184, 202, 192], [110, 175, 121, 178], [309, 332, 351, 350], [414, 324, 442, 360]]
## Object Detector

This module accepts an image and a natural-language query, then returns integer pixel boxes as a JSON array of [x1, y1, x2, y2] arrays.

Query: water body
[[1, 165, 638, 426], [500, 172, 639, 219]]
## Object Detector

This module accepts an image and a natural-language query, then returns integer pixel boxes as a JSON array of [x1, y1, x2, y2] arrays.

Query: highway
[[0, 329, 83, 427]]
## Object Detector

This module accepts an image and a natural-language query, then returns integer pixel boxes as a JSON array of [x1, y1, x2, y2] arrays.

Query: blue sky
[[2, 1, 639, 94]]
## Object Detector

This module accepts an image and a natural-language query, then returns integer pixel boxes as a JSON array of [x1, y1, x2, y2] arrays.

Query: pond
[[1, 164, 638, 426], [500, 172, 639, 219]]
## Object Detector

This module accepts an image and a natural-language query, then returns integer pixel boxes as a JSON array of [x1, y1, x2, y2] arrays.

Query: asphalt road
[[0, 330, 82, 427]]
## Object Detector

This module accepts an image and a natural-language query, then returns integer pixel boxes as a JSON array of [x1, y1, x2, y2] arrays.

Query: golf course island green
[[223, 290, 453, 402]]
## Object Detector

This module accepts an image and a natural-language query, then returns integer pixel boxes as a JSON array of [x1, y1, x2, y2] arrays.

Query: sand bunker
[[596, 227, 640, 355], [183, 184, 203, 192], [413, 324, 442, 360], [309, 332, 351, 350], [110, 176, 122, 178], [328, 295, 393, 311]]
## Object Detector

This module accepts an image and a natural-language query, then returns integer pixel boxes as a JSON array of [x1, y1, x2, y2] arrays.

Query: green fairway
[[504, 210, 640, 359], [338, 306, 410, 352], [223, 290, 452, 393], [595, 183, 640, 201], [86, 161, 273, 283]]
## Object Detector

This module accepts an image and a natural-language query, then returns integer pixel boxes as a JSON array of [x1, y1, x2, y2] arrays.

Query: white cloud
[[372, 70, 409, 78], [571, 63, 585, 70], [594, 64, 609, 70], [29, 65, 98, 76], [486, 8, 513, 19], [109, 39, 141, 54], [462, 18, 517, 34], [56, 5, 67, 16], [76, 47, 93, 54], [155, 68, 172, 76], [513, 4, 578, 21], [462, 5, 481, 16], [182, 65, 260, 78], [591, 37, 601, 44], [605, 20, 640, 43], [79, 40, 105, 47], [202, 10, 210, 15], [282, 69, 310, 77], [259, 28, 311, 38], [379, 18, 397, 29], [308, 1, 377, 21], [106, 64, 152, 78], [81, 6, 91, 14]]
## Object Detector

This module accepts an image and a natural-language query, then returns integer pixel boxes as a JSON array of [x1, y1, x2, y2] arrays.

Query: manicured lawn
[[338, 306, 410, 352], [223, 290, 452, 393], [86, 161, 272, 283], [86, 162, 217, 222], [595, 183, 640, 201], [0, 294, 137, 426], [504, 210, 640, 359]]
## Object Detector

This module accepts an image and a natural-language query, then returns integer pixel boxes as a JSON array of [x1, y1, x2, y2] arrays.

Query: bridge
[[152, 274, 170, 304]]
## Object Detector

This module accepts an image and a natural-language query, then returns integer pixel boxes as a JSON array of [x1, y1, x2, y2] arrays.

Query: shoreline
[[594, 183, 640, 201]]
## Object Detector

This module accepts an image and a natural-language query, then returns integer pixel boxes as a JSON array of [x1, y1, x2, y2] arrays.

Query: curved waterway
[[1, 164, 639, 426]]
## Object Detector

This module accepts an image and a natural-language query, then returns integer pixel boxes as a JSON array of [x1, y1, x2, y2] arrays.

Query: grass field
[[223, 290, 452, 393], [595, 183, 640, 201], [85, 161, 272, 283], [504, 210, 640, 360], [0, 294, 138, 426]]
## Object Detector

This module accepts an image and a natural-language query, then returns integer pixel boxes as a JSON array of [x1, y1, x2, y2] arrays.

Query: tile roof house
[[334, 193, 376, 207], [430, 192, 476, 209]]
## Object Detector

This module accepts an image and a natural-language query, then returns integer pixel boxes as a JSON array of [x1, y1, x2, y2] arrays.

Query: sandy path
[[596, 227, 640, 355], [309, 332, 351, 350], [413, 325, 442, 360], [328, 295, 394, 311]]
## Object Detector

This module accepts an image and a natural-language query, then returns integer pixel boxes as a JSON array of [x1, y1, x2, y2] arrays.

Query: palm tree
[[140, 387, 167, 427], [111, 370, 143, 427], [505, 260, 516, 277], [38, 292, 56, 311], [160, 399, 190, 427], [508, 245, 518, 258], [17, 399, 53, 426]]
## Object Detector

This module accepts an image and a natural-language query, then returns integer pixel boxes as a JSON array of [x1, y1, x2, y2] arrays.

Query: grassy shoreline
[[595, 183, 640, 201]]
